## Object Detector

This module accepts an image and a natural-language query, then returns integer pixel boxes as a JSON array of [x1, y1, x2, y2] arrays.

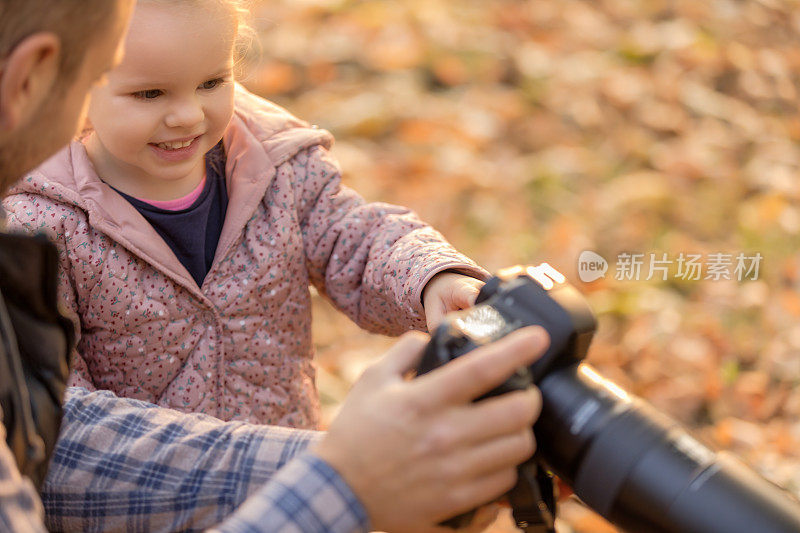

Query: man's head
[[0, 0, 134, 192]]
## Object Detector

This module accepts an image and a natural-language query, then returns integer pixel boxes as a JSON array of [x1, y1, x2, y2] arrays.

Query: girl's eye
[[133, 89, 163, 100], [200, 78, 224, 90]]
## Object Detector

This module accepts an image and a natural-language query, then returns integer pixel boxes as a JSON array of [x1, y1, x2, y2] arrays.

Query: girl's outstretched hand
[[423, 271, 485, 331]]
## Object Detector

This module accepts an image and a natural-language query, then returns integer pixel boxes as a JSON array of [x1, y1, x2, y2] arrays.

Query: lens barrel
[[535, 363, 800, 533]]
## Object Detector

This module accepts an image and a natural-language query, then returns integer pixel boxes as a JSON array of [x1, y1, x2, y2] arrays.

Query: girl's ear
[[0, 32, 61, 134]]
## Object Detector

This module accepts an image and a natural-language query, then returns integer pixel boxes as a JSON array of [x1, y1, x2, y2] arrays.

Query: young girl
[[3, 0, 487, 428]]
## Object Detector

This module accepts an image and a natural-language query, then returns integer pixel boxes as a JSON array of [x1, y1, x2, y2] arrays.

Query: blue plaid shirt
[[0, 387, 369, 532]]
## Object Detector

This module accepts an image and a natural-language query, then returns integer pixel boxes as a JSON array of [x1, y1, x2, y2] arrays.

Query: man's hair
[[0, 0, 118, 81]]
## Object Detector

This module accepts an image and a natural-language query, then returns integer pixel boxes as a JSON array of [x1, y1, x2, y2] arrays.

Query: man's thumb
[[371, 331, 430, 379]]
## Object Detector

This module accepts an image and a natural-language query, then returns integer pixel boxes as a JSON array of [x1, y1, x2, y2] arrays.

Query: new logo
[[578, 251, 608, 282]]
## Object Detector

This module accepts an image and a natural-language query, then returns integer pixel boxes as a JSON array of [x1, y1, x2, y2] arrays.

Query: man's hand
[[313, 326, 549, 533], [422, 272, 485, 331]]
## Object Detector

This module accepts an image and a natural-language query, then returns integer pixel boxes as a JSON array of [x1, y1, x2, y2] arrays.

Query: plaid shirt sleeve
[[41, 387, 370, 533], [0, 424, 47, 532]]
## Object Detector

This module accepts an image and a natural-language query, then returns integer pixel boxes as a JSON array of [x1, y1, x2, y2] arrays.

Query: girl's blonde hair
[[140, 0, 256, 69]]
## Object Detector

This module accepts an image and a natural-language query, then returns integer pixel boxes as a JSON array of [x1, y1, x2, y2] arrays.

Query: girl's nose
[[165, 98, 204, 129]]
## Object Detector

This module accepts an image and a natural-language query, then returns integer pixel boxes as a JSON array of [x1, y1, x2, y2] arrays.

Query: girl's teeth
[[156, 139, 194, 150]]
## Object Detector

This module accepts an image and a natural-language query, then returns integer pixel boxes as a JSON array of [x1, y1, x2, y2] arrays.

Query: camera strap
[[509, 460, 557, 533]]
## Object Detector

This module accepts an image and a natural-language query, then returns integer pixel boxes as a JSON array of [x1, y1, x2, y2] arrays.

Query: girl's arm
[[292, 146, 488, 335]]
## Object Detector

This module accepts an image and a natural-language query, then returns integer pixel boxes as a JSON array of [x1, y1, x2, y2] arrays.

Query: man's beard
[[0, 130, 44, 195], [0, 96, 71, 197]]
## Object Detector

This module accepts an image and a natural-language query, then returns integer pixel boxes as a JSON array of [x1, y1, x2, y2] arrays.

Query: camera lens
[[536, 363, 800, 533]]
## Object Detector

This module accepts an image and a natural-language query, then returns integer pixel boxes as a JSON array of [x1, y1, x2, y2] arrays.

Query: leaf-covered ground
[[244, 1, 800, 530]]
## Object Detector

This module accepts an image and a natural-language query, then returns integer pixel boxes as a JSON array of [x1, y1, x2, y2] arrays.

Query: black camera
[[416, 264, 800, 533]]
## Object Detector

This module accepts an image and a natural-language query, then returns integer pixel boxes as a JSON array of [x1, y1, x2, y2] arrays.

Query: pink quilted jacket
[[3, 85, 487, 428]]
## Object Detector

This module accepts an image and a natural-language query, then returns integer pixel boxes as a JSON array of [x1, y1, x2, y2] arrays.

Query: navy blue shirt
[[115, 144, 228, 287]]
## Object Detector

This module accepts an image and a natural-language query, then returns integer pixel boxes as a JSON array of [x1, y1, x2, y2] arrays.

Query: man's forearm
[[41, 388, 368, 533], [209, 453, 368, 533]]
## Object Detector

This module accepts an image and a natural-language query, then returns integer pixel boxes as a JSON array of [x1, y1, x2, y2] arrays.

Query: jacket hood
[[7, 85, 334, 292]]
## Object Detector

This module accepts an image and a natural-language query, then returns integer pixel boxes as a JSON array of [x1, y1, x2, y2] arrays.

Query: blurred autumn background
[[242, 0, 800, 531]]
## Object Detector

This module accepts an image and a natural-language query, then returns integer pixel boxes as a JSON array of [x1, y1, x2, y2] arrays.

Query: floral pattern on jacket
[[3, 85, 487, 428]]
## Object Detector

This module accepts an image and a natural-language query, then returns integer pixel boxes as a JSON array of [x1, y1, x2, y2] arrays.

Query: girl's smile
[[149, 135, 203, 162]]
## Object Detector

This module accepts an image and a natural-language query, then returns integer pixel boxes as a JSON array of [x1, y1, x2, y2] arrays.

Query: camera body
[[418, 264, 595, 390], [417, 264, 800, 533]]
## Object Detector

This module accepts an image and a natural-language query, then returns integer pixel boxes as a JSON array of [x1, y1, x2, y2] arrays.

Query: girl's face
[[85, 1, 237, 198]]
